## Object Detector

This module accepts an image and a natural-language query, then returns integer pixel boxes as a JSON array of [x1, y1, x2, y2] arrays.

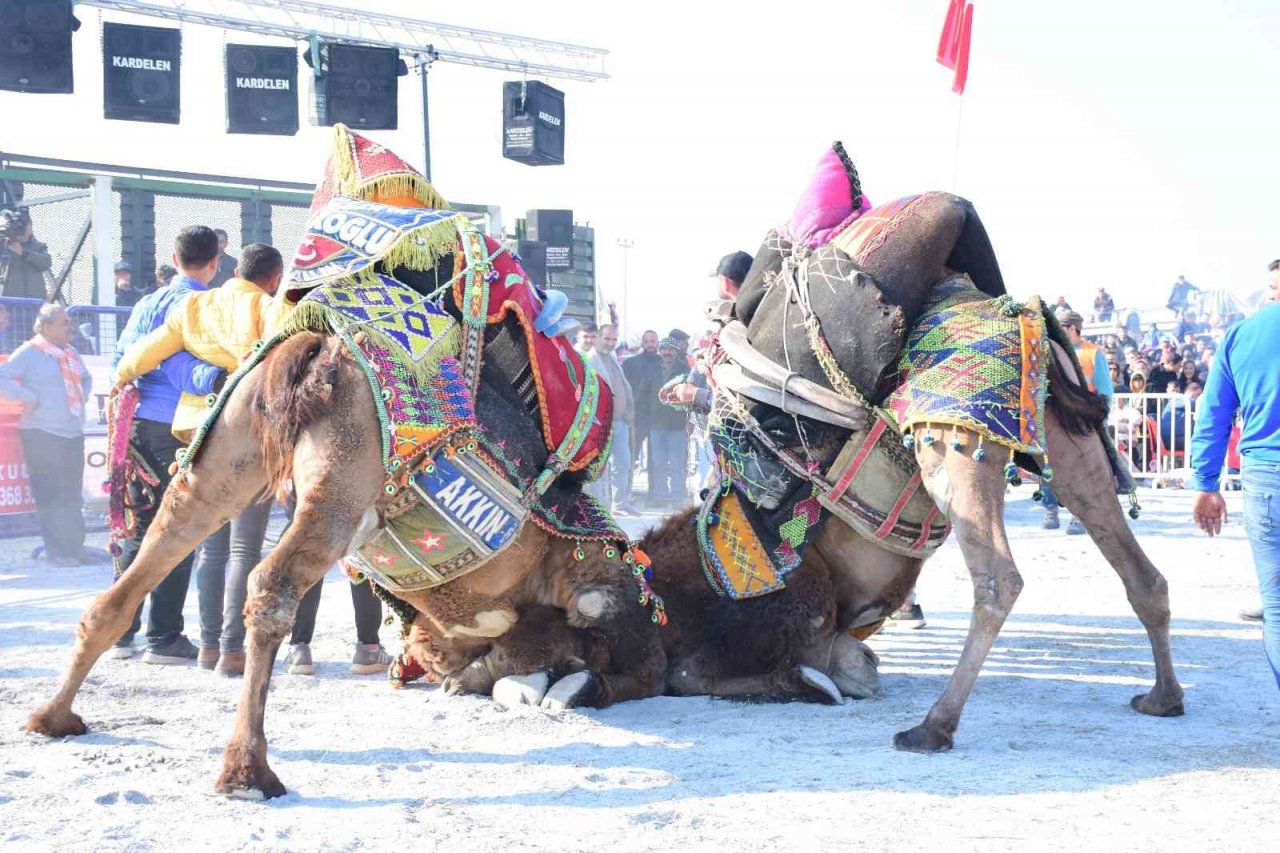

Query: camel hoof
[[214, 765, 287, 800], [892, 723, 954, 754], [540, 671, 597, 711], [797, 665, 842, 705], [493, 672, 551, 708], [1130, 692, 1185, 718], [26, 705, 88, 738], [826, 635, 881, 699]]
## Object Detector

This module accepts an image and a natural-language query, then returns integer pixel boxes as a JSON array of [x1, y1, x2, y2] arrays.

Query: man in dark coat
[[1, 209, 51, 301], [622, 329, 663, 486]]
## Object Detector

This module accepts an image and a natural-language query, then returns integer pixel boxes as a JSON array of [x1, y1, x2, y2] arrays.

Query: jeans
[[590, 420, 633, 509], [1242, 459, 1280, 693], [649, 428, 688, 503], [692, 429, 715, 495], [18, 429, 85, 560], [117, 418, 197, 649], [195, 496, 273, 653], [290, 573, 383, 646]]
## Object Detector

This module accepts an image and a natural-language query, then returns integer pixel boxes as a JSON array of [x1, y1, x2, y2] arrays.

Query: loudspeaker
[[102, 22, 181, 124], [502, 81, 565, 166], [0, 0, 75, 94], [516, 240, 547, 289], [226, 44, 298, 135], [526, 209, 573, 269], [312, 42, 399, 130]]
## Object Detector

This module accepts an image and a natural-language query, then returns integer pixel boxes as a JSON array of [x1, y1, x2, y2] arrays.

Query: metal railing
[[1107, 392, 1238, 487]]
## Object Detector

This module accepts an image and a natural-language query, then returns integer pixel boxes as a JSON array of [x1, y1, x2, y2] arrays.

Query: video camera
[[0, 207, 30, 241]]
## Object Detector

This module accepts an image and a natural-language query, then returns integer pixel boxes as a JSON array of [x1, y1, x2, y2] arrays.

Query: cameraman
[[1, 208, 52, 301]]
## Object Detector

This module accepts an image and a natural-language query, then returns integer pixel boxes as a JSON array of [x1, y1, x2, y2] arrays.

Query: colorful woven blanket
[[285, 197, 466, 301], [887, 276, 1049, 455], [284, 275, 474, 476]]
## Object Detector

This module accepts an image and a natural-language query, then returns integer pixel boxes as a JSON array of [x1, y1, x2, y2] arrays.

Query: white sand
[[1, 488, 1276, 851]]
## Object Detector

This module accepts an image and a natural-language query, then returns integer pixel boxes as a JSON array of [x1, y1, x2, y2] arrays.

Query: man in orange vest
[[1042, 311, 1114, 532]]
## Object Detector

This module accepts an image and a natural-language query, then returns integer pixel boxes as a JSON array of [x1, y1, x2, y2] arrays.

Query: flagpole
[[952, 92, 964, 192]]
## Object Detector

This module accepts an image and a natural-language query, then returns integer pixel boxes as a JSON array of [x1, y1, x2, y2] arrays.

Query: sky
[[3, 0, 1278, 339]]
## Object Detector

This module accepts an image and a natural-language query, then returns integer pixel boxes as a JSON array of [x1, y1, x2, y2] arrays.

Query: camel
[[26, 322, 667, 799], [450, 188, 1186, 752]]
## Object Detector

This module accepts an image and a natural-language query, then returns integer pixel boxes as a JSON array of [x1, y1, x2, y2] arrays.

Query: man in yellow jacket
[[113, 244, 390, 677], [114, 243, 293, 442]]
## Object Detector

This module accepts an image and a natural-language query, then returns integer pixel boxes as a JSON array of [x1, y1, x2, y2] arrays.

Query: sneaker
[[1042, 508, 1060, 530], [215, 650, 246, 678], [1240, 606, 1264, 623], [284, 644, 314, 676], [889, 603, 927, 630], [1066, 518, 1086, 536], [613, 504, 640, 517], [197, 646, 220, 670], [351, 643, 393, 674], [109, 642, 135, 660], [142, 635, 198, 665]]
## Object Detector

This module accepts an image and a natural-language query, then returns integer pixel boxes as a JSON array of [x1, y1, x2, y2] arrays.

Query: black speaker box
[[502, 80, 565, 166], [516, 240, 547, 289], [0, 0, 74, 93], [226, 44, 298, 135], [103, 22, 181, 124], [314, 42, 398, 130], [526, 209, 573, 269]]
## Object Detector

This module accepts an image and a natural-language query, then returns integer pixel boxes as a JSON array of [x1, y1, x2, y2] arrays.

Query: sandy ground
[[1, 487, 1276, 852]]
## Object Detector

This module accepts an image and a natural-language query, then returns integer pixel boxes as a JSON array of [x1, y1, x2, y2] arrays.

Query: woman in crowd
[[1177, 359, 1203, 393], [0, 304, 93, 566]]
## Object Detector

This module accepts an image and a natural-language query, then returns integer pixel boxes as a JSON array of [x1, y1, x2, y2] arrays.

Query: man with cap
[[662, 251, 754, 414], [113, 260, 152, 308]]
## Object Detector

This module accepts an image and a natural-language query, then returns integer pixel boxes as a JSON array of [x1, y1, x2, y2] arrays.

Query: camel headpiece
[[308, 123, 449, 215]]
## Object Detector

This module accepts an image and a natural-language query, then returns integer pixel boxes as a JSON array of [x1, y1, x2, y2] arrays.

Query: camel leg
[[1045, 411, 1184, 716], [214, 421, 381, 799], [666, 655, 841, 704], [896, 436, 1023, 752], [543, 546, 666, 708], [27, 389, 268, 738]]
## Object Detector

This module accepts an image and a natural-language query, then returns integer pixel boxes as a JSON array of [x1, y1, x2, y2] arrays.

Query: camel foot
[[26, 705, 88, 738], [810, 634, 881, 699], [493, 672, 551, 708], [1130, 691, 1185, 718], [892, 722, 954, 754], [797, 666, 842, 705], [215, 744, 287, 800], [540, 671, 597, 711]]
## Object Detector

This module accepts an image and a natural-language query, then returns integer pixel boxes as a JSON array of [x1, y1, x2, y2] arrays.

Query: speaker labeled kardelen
[[225, 44, 298, 135], [0, 0, 77, 94], [103, 21, 181, 124], [503, 81, 565, 166]]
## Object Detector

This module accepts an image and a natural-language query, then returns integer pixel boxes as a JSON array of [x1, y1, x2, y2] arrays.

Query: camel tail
[[1045, 346, 1109, 438], [250, 331, 339, 500]]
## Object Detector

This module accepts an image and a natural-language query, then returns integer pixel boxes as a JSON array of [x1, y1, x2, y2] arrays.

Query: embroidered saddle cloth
[[886, 276, 1049, 455]]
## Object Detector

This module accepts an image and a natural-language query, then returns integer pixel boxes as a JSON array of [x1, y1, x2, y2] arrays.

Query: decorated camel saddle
[[696, 142, 1129, 600], [177, 126, 657, 613]]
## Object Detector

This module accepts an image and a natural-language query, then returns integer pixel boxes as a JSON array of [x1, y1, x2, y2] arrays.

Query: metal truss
[[75, 0, 609, 81]]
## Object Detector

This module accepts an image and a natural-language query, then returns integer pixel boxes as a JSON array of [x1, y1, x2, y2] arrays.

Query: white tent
[[1195, 288, 1248, 319]]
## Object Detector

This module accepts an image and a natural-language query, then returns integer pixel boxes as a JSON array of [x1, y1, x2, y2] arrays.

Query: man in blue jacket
[[110, 226, 226, 665], [1191, 259, 1280, 693]]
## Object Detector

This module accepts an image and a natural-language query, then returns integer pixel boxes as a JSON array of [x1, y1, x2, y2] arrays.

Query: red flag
[[952, 2, 974, 94], [937, 0, 963, 69]]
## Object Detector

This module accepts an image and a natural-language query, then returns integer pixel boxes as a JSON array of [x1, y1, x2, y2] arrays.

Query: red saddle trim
[[453, 236, 612, 472]]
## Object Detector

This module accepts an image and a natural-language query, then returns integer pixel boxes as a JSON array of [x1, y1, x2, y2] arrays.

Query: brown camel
[[26, 329, 666, 798]]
